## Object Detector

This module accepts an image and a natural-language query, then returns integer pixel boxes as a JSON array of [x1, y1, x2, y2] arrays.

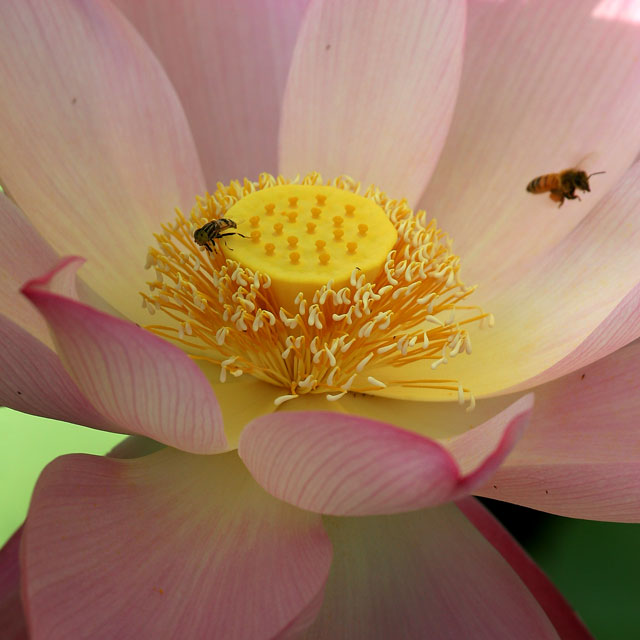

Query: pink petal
[[22, 258, 227, 454], [238, 395, 533, 515], [0, 528, 28, 640], [509, 279, 640, 391], [0, 0, 204, 324], [420, 0, 640, 285], [303, 503, 559, 639], [0, 200, 126, 427], [23, 449, 332, 639], [390, 160, 640, 400], [457, 497, 593, 640], [0, 194, 58, 346], [0, 315, 111, 430], [279, 0, 465, 204], [477, 341, 640, 522], [114, 0, 309, 187], [0, 197, 111, 427]]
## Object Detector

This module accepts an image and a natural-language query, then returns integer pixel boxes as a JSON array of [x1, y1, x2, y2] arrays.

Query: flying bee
[[526, 169, 605, 207], [193, 218, 246, 252]]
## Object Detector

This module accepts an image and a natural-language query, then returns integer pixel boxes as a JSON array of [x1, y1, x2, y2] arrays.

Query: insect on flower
[[526, 168, 605, 207], [193, 218, 247, 252]]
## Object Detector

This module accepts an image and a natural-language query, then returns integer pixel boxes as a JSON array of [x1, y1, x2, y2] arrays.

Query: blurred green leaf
[[0, 408, 124, 544]]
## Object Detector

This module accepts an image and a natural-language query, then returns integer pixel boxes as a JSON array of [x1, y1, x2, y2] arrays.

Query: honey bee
[[193, 218, 246, 252], [526, 169, 605, 207]]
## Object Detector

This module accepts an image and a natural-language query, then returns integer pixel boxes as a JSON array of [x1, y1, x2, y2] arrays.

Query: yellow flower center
[[221, 184, 397, 310], [142, 173, 489, 408]]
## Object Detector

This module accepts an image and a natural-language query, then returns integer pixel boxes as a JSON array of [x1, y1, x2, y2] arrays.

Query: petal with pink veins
[[457, 497, 593, 640], [0, 528, 28, 640], [301, 503, 559, 639], [420, 0, 640, 285], [279, 0, 465, 205], [0, 316, 111, 430], [378, 160, 640, 399], [0, 0, 204, 324], [0, 194, 58, 347], [22, 258, 227, 454], [508, 278, 640, 391], [23, 449, 332, 640], [0, 198, 127, 424], [113, 0, 310, 186], [239, 394, 533, 515], [476, 341, 640, 522]]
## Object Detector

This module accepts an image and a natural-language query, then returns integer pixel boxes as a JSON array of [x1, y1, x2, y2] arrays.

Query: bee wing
[[571, 151, 599, 173]]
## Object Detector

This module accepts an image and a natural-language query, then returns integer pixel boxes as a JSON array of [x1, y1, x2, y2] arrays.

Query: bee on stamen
[[193, 218, 246, 252], [526, 169, 605, 207]]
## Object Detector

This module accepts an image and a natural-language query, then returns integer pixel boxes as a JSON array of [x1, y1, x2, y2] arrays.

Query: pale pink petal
[[23, 449, 332, 639], [22, 258, 227, 454], [457, 497, 593, 640], [114, 0, 310, 186], [420, 0, 640, 285], [0, 194, 58, 346], [302, 503, 558, 639], [509, 279, 640, 391], [476, 341, 640, 522], [279, 0, 465, 204], [238, 395, 533, 515], [0, 316, 112, 431], [0, 0, 204, 324], [0, 528, 28, 640], [385, 160, 640, 399]]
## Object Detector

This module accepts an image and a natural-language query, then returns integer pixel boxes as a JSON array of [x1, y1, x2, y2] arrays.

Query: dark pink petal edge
[[21, 257, 227, 454], [458, 497, 593, 640]]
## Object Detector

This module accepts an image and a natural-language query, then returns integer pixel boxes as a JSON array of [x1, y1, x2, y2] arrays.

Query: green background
[[1, 408, 638, 639]]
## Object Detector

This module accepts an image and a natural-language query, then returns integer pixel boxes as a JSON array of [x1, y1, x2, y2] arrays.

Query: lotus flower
[[2, 0, 639, 637]]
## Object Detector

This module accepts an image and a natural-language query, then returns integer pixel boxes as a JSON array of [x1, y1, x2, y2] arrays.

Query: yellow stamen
[[141, 173, 489, 406]]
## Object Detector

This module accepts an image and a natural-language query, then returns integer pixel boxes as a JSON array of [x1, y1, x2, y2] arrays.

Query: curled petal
[[23, 449, 332, 639], [22, 258, 227, 454], [239, 395, 533, 515], [0, 194, 58, 346], [477, 341, 640, 522]]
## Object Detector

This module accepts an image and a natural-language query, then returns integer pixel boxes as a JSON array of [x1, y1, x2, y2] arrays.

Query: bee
[[526, 169, 605, 207], [193, 218, 246, 252]]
